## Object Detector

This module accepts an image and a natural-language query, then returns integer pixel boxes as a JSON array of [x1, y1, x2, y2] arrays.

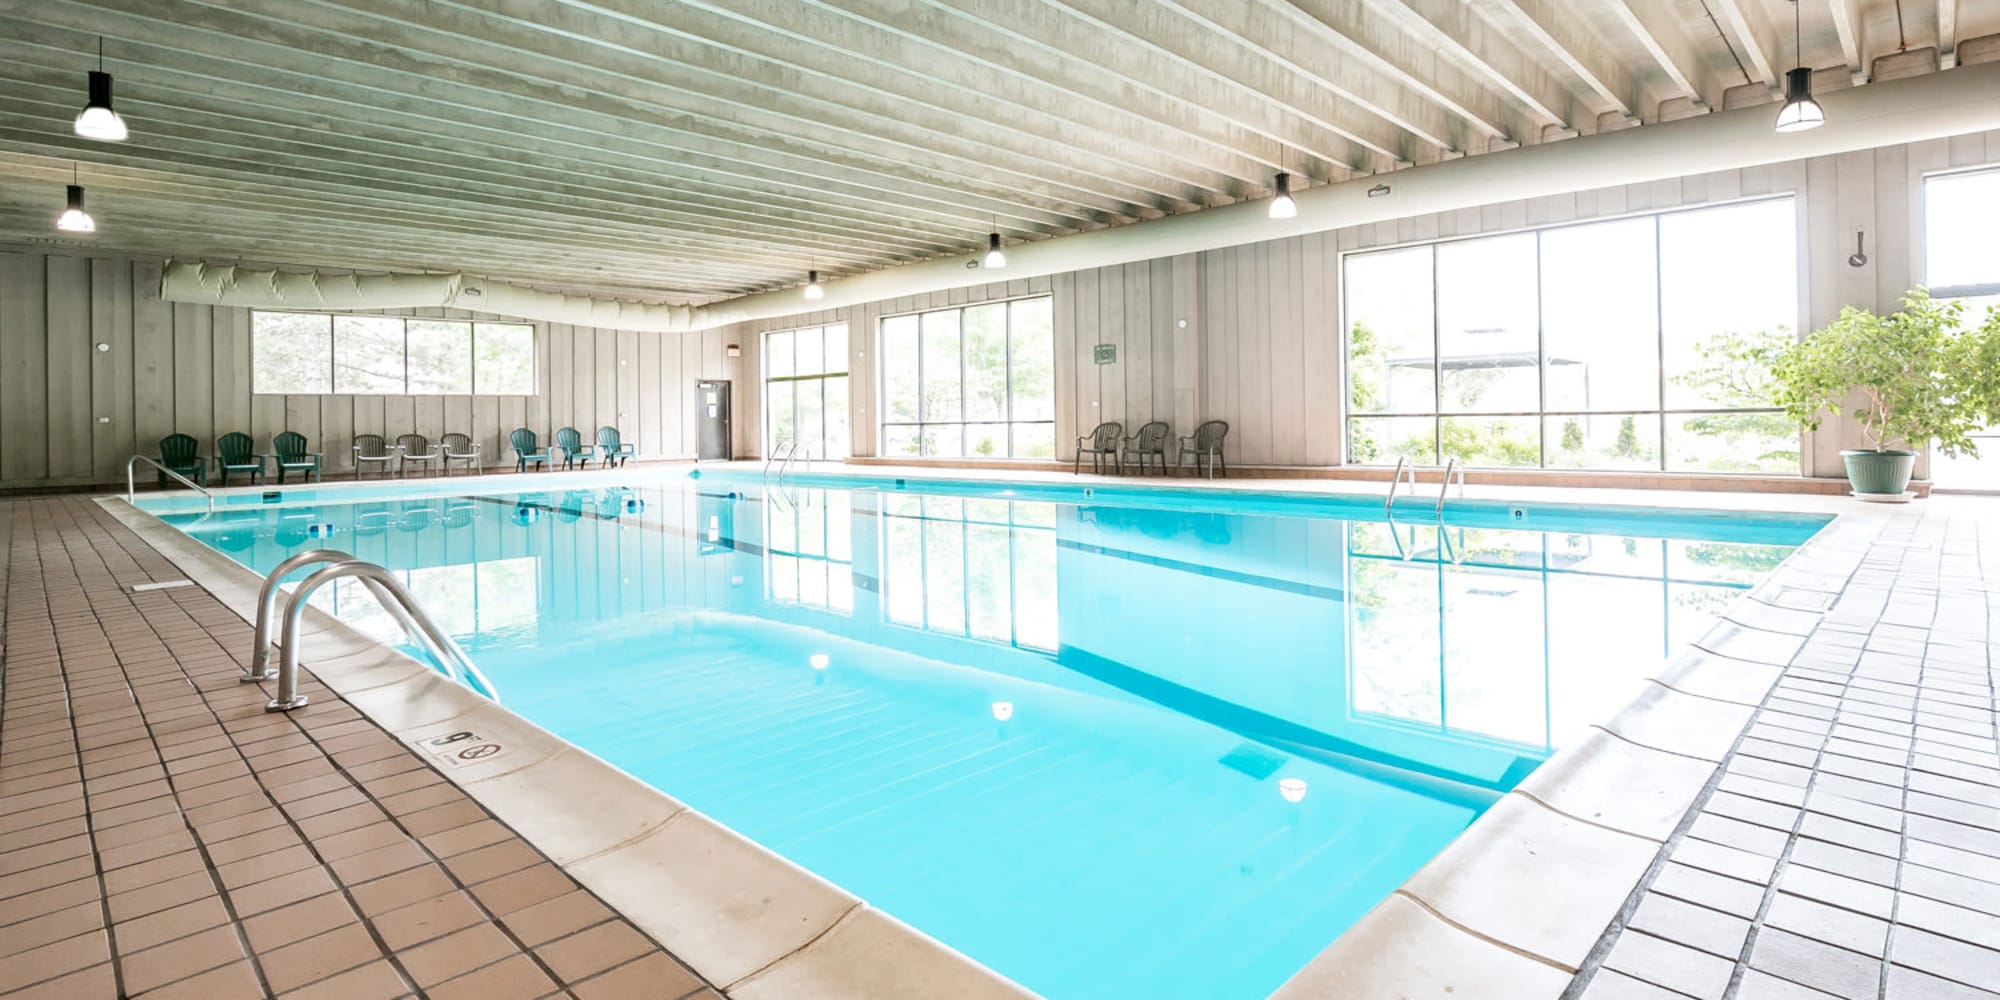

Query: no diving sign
[[417, 730, 504, 768]]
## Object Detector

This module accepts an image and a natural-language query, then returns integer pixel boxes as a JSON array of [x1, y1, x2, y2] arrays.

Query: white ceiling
[[0, 0, 1989, 303]]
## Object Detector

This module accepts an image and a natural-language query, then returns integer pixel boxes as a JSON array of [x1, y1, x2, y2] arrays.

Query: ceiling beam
[[0, 35, 1041, 245], [808, 0, 1369, 183], [1373, 0, 1574, 133], [631, 0, 1277, 198], [1939, 0, 1960, 69], [1488, 0, 1638, 121], [30, 1, 1127, 231], [1277, 0, 1525, 142], [1826, 0, 1866, 82], [1606, 0, 1712, 110], [1024, 0, 1420, 168], [1151, 0, 1486, 150], [1709, 0, 1782, 91]]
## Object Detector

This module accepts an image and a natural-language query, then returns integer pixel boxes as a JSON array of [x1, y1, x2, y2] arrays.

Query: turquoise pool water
[[146, 473, 1824, 999]]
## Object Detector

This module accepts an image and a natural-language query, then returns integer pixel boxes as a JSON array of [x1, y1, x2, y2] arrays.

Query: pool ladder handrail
[[247, 549, 497, 712], [1437, 458, 1466, 516], [763, 440, 796, 480], [1384, 457, 1419, 513], [126, 455, 216, 512], [778, 442, 805, 487]]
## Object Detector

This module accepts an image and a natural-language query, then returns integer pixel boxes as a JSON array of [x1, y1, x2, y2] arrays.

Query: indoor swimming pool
[[140, 472, 1827, 1000]]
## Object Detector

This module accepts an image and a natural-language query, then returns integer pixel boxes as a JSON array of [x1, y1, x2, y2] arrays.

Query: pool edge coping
[[107, 470, 1899, 1000], [94, 493, 1039, 1000]]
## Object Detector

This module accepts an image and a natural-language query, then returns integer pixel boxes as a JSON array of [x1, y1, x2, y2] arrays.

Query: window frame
[[250, 310, 538, 397], [761, 323, 851, 461], [1339, 194, 1802, 474], [1921, 165, 2000, 301], [875, 294, 1056, 460]]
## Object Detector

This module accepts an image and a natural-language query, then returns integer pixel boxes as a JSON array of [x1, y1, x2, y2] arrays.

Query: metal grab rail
[[1438, 458, 1466, 516], [763, 440, 795, 481], [1384, 456, 1419, 513], [778, 442, 804, 486], [247, 550, 353, 682], [126, 455, 216, 512], [254, 552, 498, 712]]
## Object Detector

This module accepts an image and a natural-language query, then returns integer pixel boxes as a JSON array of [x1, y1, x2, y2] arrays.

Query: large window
[[1923, 168, 2000, 488], [1345, 198, 1800, 473], [880, 296, 1055, 459], [764, 324, 849, 460], [252, 311, 536, 395]]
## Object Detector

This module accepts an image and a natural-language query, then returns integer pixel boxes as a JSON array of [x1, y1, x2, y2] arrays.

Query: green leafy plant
[[1767, 289, 1991, 456]]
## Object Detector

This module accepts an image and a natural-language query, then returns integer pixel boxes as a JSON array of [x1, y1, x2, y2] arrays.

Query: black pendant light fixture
[[1268, 172, 1298, 219], [74, 38, 128, 142], [984, 232, 1006, 269], [804, 268, 824, 300], [57, 164, 95, 233], [1775, 1, 1825, 133]]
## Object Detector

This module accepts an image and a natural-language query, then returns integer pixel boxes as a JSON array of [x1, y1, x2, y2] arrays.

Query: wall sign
[[1093, 344, 1117, 364]]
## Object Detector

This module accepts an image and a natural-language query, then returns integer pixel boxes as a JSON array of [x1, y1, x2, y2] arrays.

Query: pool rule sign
[[416, 730, 504, 768]]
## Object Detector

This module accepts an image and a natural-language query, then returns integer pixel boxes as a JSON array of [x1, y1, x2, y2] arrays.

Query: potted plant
[[1767, 289, 1994, 497]]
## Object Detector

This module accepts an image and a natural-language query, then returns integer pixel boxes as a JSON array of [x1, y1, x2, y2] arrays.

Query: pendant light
[[74, 39, 128, 142], [984, 232, 1006, 269], [1774, 1, 1825, 133], [1268, 172, 1297, 219], [803, 269, 824, 300], [57, 165, 95, 233]]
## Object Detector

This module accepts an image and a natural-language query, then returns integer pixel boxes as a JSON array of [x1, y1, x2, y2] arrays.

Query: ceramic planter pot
[[1841, 449, 1917, 496]]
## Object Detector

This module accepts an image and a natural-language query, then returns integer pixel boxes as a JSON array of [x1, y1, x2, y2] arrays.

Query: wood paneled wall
[[0, 253, 742, 490], [8, 131, 1997, 489], [726, 130, 2000, 473]]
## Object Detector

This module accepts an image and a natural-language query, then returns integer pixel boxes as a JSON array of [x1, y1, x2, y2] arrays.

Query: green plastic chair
[[511, 429, 551, 472], [553, 427, 594, 470], [596, 426, 636, 468], [272, 432, 322, 484], [214, 432, 265, 486], [156, 434, 206, 488]]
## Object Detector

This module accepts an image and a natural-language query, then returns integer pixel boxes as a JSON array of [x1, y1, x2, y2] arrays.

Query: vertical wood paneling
[[92, 258, 136, 477], [1051, 272, 1076, 458], [45, 255, 91, 480], [1097, 265, 1125, 427], [0, 254, 45, 480], [170, 305, 209, 452]]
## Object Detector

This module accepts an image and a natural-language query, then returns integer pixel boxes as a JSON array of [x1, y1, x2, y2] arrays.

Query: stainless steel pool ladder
[[126, 455, 216, 512], [778, 443, 805, 487], [1438, 458, 1466, 515], [763, 441, 796, 482], [246, 549, 497, 712], [1384, 457, 1419, 513]]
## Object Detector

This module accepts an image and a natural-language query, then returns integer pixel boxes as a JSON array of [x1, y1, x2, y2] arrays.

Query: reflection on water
[[165, 482, 1813, 1000]]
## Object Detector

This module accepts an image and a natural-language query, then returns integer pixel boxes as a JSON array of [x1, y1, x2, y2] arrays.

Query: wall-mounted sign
[[1093, 344, 1117, 365]]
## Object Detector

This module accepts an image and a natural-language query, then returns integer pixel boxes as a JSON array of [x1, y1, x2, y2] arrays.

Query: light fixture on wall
[[56, 165, 95, 233], [1775, 1, 1825, 133], [803, 269, 824, 300], [1268, 172, 1298, 219], [984, 232, 1007, 269], [74, 39, 128, 142]]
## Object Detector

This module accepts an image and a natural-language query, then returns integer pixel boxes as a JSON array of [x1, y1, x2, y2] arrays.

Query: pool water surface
[[149, 473, 1823, 999]]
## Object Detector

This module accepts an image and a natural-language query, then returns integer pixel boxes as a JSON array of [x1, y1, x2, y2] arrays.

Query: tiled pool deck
[[1571, 499, 2000, 1000], [0, 498, 715, 999], [5, 476, 1999, 999]]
